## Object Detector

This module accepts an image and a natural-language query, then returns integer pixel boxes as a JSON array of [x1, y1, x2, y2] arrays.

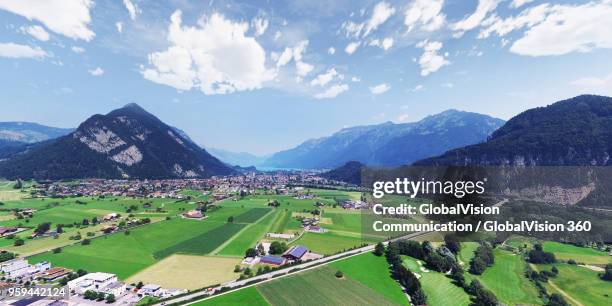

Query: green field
[[290, 232, 366, 255], [193, 287, 269, 306], [216, 209, 277, 256], [478, 249, 542, 305], [258, 265, 398, 305], [402, 256, 470, 306], [539, 263, 612, 306], [195, 252, 406, 306], [30, 217, 240, 279], [458, 241, 479, 265], [543, 241, 612, 265], [331, 252, 408, 305]]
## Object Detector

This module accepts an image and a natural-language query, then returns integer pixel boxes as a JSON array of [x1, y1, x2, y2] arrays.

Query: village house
[[68, 272, 126, 296], [260, 255, 287, 266]]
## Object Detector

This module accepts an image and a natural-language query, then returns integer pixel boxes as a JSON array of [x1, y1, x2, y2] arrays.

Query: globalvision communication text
[[369, 178, 593, 234]]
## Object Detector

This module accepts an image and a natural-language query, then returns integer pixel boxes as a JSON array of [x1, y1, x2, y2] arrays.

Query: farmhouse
[[283, 245, 308, 261], [183, 210, 203, 219], [139, 284, 161, 296], [38, 267, 73, 282], [0, 259, 29, 277], [68, 272, 126, 296], [0, 226, 17, 236], [306, 225, 326, 233], [266, 233, 295, 240], [260, 255, 287, 266], [103, 213, 119, 221]]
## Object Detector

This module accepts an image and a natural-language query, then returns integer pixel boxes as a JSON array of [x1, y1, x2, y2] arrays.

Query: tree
[[245, 248, 258, 258], [335, 270, 344, 278], [269, 241, 288, 254], [0, 252, 16, 262], [136, 281, 144, 289], [35, 222, 51, 235], [53, 247, 62, 254], [96, 292, 105, 301], [257, 243, 265, 255], [56, 224, 63, 234], [14, 239, 24, 246], [105, 294, 116, 303], [84, 290, 97, 300], [227, 216, 234, 223], [374, 242, 385, 256], [82, 218, 89, 226], [234, 265, 241, 273], [81, 238, 91, 245], [601, 264, 612, 281], [547, 293, 569, 306], [411, 288, 427, 305], [13, 179, 22, 189], [444, 235, 461, 254]]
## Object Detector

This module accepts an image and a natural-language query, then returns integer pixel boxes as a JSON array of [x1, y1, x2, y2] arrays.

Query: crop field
[[331, 252, 407, 305], [233, 208, 271, 223], [216, 209, 277, 256], [539, 263, 612, 306], [309, 188, 361, 201], [30, 218, 237, 279], [257, 265, 400, 305], [126, 254, 241, 290], [543, 241, 612, 265], [193, 287, 269, 306], [290, 232, 366, 255], [402, 256, 470, 306], [478, 249, 541, 305]]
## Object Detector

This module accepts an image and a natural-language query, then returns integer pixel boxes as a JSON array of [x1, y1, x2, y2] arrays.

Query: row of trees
[[385, 241, 427, 305], [469, 243, 495, 275]]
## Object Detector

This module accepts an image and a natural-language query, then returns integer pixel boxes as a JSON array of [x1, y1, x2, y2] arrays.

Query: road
[[157, 198, 508, 305]]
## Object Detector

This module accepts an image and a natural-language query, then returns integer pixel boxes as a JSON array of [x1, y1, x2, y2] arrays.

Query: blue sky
[[1, 0, 611, 155]]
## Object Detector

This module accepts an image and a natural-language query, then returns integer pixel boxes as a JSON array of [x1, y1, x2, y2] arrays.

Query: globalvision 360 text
[[372, 220, 592, 232]]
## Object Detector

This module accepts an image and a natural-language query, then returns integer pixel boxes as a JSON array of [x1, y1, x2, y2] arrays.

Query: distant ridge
[[261, 109, 504, 169]]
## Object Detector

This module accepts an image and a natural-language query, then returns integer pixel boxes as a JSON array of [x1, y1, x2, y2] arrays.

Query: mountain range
[[0, 122, 73, 144], [416, 95, 612, 166], [260, 110, 505, 169], [0, 103, 234, 180]]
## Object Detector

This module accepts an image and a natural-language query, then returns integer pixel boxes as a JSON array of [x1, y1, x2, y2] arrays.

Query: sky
[[1, 0, 612, 155]]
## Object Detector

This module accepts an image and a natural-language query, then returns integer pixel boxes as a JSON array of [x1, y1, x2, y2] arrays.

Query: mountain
[[416, 95, 612, 166], [207, 147, 268, 167], [321, 161, 364, 185], [0, 103, 234, 180], [261, 110, 504, 169], [0, 122, 73, 144]]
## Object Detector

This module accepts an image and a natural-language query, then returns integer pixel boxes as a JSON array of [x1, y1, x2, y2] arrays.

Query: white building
[[1, 259, 29, 277], [67, 272, 126, 296]]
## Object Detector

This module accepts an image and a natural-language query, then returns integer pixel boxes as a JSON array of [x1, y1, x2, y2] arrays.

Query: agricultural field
[[194, 252, 406, 306], [538, 263, 612, 306], [126, 254, 241, 290], [193, 287, 269, 306], [402, 256, 470, 306], [216, 209, 277, 256], [289, 232, 367, 255], [543, 241, 612, 265], [29, 217, 244, 279]]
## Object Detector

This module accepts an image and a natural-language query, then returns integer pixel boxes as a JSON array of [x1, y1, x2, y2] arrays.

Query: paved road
[[158, 199, 508, 305]]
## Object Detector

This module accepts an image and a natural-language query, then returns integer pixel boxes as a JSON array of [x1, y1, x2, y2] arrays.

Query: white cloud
[[412, 84, 424, 92], [311, 68, 339, 86], [478, 3, 550, 39], [510, 0, 534, 9], [252, 17, 269, 36], [295, 61, 314, 77], [451, 0, 499, 33], [442, 82, 454, 88], [364, 1, 396, 37], [341, 21, 364, 38], [328, 47, 336, 55], [571, 73, 612, 95], [273, 31, 281, 41], [396, 113, 410, 122], [123, 0, 140, 20], [71, 46, 85, 53], [142, 11, 275, 95], [0, 42, 47, 58], [88, 67, 104, 76], [510, 1, 612, 56], [369, 37, 394, 50], [404, 0, 446, 32], [20, 25, 49, 41], [416, 40, 450, 76], [0, 0, 95, 41], [351, 76, 361, 82], [345, 41, 360, 55], [370, 83, 391, 94], [115, 22, 123, 33], [315, 84, 349, 99]]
